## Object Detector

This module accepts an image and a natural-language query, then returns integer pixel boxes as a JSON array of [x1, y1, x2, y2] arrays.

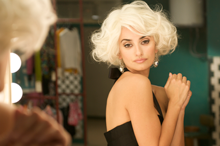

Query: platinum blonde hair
[[0, 0, 57, 59], [91, 0, 178, 66]]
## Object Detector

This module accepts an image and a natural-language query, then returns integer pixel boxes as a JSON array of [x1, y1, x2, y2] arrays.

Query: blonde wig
[[0, 0, 57, 59], [91, 0, 178, 66]]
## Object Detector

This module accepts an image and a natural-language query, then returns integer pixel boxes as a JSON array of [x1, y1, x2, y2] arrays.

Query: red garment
[[68, 101, 83, 126]]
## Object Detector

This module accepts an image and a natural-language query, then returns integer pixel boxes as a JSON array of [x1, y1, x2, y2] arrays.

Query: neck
[[126, 67, 150, 78]]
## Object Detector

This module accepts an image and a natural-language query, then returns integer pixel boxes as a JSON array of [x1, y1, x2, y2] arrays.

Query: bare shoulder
[[113, 73, 162, 145], [114, 72, 152, 97], [112, 72, 153, 107], [117, 72, 151, 87]]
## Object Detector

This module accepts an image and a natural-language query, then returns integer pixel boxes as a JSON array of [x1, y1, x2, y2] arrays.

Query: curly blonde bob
[[0, 0, 57, 59], [91, 0, 178, 66]]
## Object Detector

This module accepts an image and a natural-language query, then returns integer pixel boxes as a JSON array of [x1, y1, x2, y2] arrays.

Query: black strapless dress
[[104, 68, 164, 146]]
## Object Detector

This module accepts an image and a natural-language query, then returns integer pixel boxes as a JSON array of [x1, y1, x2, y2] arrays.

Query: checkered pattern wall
[[209, 57, 220, 146]]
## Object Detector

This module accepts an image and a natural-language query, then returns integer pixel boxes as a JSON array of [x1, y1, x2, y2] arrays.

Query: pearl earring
[[153, 60, 159, 67], [119, 61, 125, 73], [153, 53, 159, 67]]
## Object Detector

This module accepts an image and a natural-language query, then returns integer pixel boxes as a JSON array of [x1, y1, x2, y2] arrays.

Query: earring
[[119, 61, 125, 73], [153, 53, 159, 67]]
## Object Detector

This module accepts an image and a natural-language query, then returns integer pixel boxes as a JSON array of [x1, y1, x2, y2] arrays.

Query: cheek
[[120, 49, 132, 61], [146, 44, 156, 56]]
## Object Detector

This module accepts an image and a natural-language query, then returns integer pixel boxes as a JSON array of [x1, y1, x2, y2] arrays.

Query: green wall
[[149, 28, 209, 132], [123, 0, 210, 132], [207, 0, 220, 56]]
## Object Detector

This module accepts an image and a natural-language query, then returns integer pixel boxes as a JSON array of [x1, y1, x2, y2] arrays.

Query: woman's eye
[[141, 40, 150, 45], [124, 44, 132, 48]]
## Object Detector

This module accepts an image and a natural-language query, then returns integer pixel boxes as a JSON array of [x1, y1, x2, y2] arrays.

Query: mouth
[[134, 58, 147, 63]]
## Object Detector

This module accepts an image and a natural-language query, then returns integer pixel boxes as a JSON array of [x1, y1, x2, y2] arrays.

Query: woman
[[91, 1, 192, 146], [0, 0, 71, 145]]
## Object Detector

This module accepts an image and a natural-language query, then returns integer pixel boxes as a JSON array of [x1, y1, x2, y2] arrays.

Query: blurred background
[[10, 0, 220, 146]]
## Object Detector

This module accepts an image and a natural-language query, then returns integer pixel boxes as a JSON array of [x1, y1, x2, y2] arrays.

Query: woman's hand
[[0, 107, 71, 146], [181, 90, 192, 110], [164, 73, 191, 109]]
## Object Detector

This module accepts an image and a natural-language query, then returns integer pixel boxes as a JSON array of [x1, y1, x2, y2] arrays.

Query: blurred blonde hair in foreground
[[0, 0, 57, 60]]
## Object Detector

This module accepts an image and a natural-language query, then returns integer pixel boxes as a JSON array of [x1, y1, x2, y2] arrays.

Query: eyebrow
[[121, 36, 147, 43]]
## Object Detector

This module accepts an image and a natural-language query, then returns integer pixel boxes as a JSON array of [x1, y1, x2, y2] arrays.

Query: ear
[[155, 49, 158, 53]]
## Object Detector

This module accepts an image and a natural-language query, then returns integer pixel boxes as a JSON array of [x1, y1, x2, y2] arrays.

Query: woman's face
[[118, 27, 158, 73]]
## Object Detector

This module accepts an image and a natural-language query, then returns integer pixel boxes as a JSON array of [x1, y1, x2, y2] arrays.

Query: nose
[[135, 45, 143, 56]]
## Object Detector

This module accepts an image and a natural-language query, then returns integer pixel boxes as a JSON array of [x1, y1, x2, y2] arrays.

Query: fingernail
[[169, 72, 172, 77]]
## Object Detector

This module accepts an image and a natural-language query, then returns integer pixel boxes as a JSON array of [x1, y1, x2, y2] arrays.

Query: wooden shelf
[[58, 18, 81, 23], [23, 95, 57, 99]]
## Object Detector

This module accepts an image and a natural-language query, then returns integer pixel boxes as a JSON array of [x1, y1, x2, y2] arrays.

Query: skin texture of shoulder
[[106, 72, 154, 131], [114, 71, 152, 93], [106, 72, 163, 145], [119, 72, 162, 145]]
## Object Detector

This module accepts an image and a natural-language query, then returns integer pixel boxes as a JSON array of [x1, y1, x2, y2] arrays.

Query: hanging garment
[[34, 51, 42, 92], [60, 105, 76, 137], [13, 61, 35, 93], [40, 45, 56, 95], [26, 55, 34, 75], [56, 28, 65, 68], [59, 28, 82, 75], [68, 101, 83, 126], [58, 71, 81, 108]]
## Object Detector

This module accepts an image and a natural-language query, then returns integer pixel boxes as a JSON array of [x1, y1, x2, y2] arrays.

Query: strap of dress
[[152, 92, 163, 119]]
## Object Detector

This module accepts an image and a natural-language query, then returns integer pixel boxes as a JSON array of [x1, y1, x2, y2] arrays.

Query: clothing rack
[[21, 0, 87, 145], [52, 0, 87, 145]]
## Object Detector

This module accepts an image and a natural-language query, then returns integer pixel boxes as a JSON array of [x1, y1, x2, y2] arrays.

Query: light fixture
[[10, 53, 23, 103], [11, 83, 23, 103], [10, 53, 21, 73]]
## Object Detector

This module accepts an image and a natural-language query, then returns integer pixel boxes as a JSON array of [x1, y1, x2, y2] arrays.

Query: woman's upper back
[[106, 70, 168, 145], [106, 71, 148, 131], [106, 72, 165, 130]]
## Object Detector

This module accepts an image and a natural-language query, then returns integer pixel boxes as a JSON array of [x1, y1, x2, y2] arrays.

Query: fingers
[[171, 73, 177, 80], [9, 110, 35, 140], [177, 73, 182, 80], [7, 107, 69, 146], [181, 90, 192, 110], [164, 72, 173, 88], [188, 90, 192, 98], [182, 76, 187, 83], [37, 125, 71, 146], [187, 80, 191, 89]]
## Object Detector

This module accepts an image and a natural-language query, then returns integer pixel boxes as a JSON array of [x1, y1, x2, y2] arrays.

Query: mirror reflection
[[2, 0, 216, 146]]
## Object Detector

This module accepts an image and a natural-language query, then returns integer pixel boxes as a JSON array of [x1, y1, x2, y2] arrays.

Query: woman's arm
[[170, 110, 185, 146], [170, 89, 192, 146], [122, 73, 190, 146]]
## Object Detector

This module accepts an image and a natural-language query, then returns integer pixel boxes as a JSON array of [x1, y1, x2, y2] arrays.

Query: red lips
[[134, 58, 147, 63]]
